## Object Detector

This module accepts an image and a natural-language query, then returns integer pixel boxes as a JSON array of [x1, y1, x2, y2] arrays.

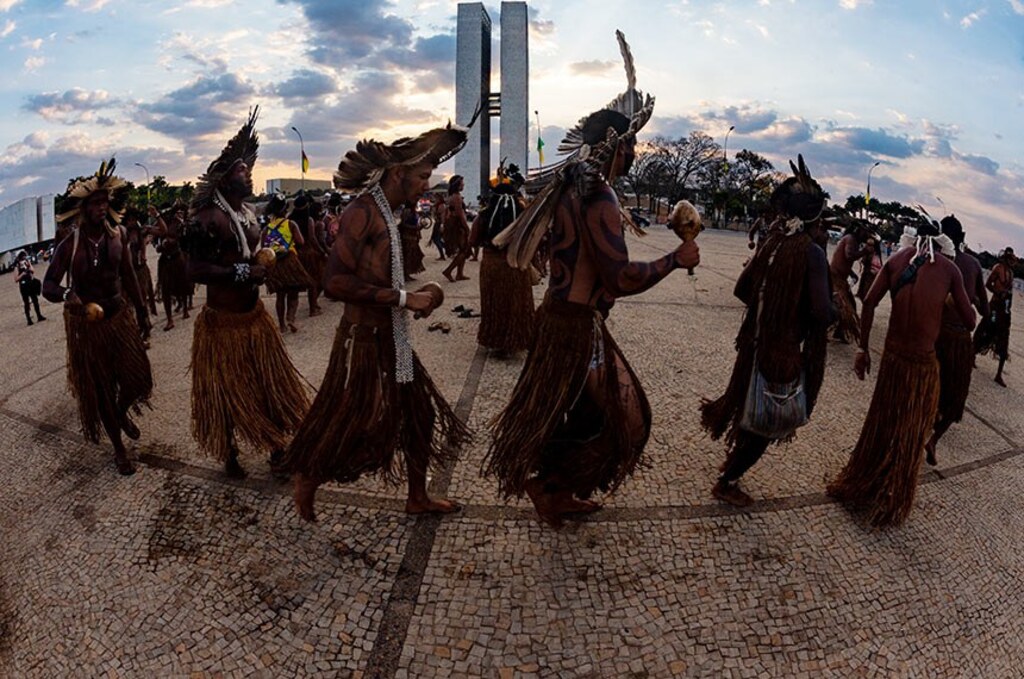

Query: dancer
[[262, 194, 312, 333], [828, 223, 976, 526], [125, 210, 158, 317], [974, 246, 1017, 387], [14, 251, 46, 325], [476, 162, 535, 356], [702, 156, 832, 507], [293, 192, 328, 317], [287, 115, 478, 521], [400, 205, 427, 281], [925, 215, 989, 465], [830, 221, 871, 343], [42, 158, 153, 475], [441, 175, 470, 282], [149, 202, 192, 331], [184, 109, 310, 478], [485, 31, 698, 527]]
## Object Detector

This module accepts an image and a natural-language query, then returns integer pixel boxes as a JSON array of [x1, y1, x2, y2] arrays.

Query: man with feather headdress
[[828, 220, 976, 526], [701, 156, 833, 508], [43, 158, 154, 476], [483, 31, 699, 528], [285, 115, 475, 522], [183, 109, 310, 479]]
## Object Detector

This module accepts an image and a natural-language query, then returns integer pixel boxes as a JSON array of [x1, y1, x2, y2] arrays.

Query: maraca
[[84, 302, 105, 322], [413, 282, 444, 319], [668, 200, 702, 275], [254, 247, 277, 269]]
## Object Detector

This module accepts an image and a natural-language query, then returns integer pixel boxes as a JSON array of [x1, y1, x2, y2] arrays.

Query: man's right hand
[[248, 265, 267, 284], [854, 350, 871, 380], [406, 291, 436, 317], [674, 241, 700, 270], [747, 240, 756, 250]]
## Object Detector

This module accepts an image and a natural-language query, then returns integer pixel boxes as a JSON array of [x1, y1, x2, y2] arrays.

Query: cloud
[[280, 0, 414, 65], [1011, 0, 1024, 15], [0, 0, 21, 10], [23, 56, 46, 72], [960, 9, 986, 28], [708, 104, 778, 134], [568, 60, 616, 76], [956, 152, 999, 175], [134, 71, 256, 143], [824, 126, 925, 158], [0, 18, 13, 38], [23, 88, 119, 124], [21, 36, 42, 50], [839, 0, 872, 8], [268, 68, 337, 100], [64, 0, 112, 12]]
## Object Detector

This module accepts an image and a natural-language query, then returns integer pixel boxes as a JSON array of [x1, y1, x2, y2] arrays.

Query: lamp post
[[134, 162, 151, 222], [935, 196, 947, 215], [291, 126, 305, 191], [865, 160, 880, 219], [720, 125, 734, 227]]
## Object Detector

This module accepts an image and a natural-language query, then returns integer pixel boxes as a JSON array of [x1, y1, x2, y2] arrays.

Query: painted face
[[82, 191, 109, 226], [619, 137, 636, 176]]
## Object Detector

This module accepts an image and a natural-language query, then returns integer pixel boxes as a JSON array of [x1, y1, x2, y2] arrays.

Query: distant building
[[265, 178, 332, 195], [0, 194, 56, 253]]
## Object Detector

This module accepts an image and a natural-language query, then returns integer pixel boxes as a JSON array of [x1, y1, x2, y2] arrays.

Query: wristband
[[398, 289, 408, 308], [233, 263, 251, 283], [63, 287, 72, 302]]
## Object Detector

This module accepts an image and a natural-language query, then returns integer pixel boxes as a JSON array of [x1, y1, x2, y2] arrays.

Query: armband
[[398, 289, 408, 308], [233, 263, 251, 283]]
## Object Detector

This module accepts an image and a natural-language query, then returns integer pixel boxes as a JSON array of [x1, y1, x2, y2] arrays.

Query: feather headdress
[[494, 30, 655, 268], [334, 104, 482, 192], [190, 107, 260, 214], [57, 157, 129, 235], [769, 154, 827, 232]]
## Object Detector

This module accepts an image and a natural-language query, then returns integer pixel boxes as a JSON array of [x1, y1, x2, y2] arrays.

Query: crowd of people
[[33, 31, 1017, 530]]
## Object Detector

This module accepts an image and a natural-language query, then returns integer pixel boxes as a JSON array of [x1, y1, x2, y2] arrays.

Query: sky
[[0, 0, 1021, 251]]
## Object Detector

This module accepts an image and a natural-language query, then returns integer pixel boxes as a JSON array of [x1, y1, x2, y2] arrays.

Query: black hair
[[265, 194, 287, 219], [581, 109, 630, 146], [940, 215, 964, 246]]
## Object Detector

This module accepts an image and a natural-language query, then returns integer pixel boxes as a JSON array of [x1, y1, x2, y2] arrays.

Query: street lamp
[[291, 126, 305, 191], [865, 160, 880, 219], [935, 196, 947, 215], [721, 125, 735, 227], [134, 162, 151, 221]]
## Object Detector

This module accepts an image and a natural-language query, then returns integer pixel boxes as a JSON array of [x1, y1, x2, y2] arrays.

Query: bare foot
[[114, 453, 136, 476], [456, 275, 470, 281], [225, 454, 247, 479], [163, 320, 175, 332], [288, 322, 299, 333], [525, 479, 564, 529], [443, 270, 455, 282], [712, 480, 753, 507], [121, 417, 140, 441], [555, 496, 603, 515], [995, 375, 1007, 387], [294, 475, 317, 522], [182, 310, 190, 320], [925, 439, 937, 467], [405, 497, 462, 514], [310, 306, 323, 317]]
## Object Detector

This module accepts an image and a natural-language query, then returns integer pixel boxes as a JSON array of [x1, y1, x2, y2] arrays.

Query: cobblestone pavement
[[2, 229, 1023, 677]]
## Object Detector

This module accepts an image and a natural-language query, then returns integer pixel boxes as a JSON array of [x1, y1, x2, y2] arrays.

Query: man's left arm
[[949, 266, 977, 331], [806, 243, 833, 327], [975, 266, 991, 318], [855, 258, 893, 379], [119, 231, 149, 326]]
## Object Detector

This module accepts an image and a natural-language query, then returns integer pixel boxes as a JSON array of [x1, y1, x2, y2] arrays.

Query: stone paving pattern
[[1, 229, 1023, 677]]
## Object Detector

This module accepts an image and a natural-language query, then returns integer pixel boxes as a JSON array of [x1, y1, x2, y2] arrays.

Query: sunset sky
[[0, 0, 1021, 250]]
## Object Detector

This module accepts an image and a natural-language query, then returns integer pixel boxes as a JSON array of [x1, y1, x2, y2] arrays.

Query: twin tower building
[[455, 1, 530, 202]]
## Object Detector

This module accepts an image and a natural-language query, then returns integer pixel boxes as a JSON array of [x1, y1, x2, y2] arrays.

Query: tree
[[724, 150, 777, 220]]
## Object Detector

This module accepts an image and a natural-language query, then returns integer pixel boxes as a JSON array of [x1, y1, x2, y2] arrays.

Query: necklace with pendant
[[86, 234, 103, 267]]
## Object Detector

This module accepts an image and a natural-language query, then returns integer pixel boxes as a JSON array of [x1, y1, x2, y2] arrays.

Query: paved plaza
[[1, 229, 1023, 677]]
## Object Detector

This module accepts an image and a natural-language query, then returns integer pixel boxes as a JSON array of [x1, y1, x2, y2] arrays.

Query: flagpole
[[534, 110, 544, 169], [291, 126, 305, 191]]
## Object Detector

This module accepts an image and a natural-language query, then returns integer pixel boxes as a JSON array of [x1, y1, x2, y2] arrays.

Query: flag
[[537, 136, 545, 166], [301, 150, 309, 174], [865, 186, 871, 206]]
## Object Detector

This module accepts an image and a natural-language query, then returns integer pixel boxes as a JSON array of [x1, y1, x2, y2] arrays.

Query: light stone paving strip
[[1, 229, 1023, 677]]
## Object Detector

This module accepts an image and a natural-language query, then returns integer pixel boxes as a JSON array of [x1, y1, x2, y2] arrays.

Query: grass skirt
[[936, 325, 973, 423], [134, 262, 155, 304], [401, 229, 426, 277], [64, 304, 153, 444], [832, 275, 861, 343], [190, 301, 310, 460], [266, 250, 312, 294], [284, 319, 469, 484], [974, 293, 1011, 361], [478, 249, 535, 353], [827, 344, 939, 527], [484, 297, 651, 499], [298, 246, 326, 290], [158, 251, 191, 299]]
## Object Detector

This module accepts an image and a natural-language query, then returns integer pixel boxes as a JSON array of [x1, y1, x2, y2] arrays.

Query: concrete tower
[[455, 1, 529, 203], [455, 3, 491, 203]]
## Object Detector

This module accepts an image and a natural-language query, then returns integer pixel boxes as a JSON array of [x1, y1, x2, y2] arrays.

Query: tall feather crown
[[191, 107, 260, 214], [334, 105, 482, 192], [770, 154, 826, 223], [57, 157, 129, 233]]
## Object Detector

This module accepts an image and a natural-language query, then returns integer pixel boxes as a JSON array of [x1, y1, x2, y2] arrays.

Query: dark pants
[[720, 430, 771, 482], [20, 286, 42, 322]]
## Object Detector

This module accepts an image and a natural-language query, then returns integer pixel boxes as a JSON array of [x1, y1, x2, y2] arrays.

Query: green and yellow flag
[[537, 136, 545, 166], [301, 150, 309, 174]]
